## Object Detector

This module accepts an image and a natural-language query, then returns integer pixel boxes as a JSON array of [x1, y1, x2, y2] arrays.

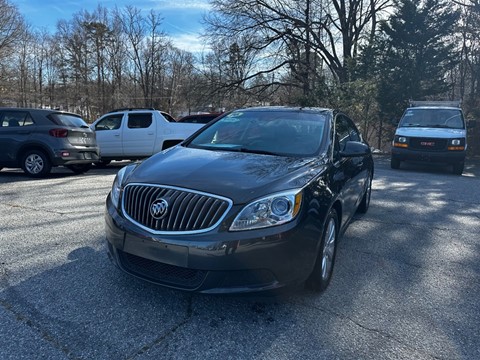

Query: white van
[[391, 101, 470, 175]]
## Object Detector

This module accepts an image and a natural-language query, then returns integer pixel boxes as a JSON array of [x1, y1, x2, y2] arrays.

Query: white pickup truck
[[91, 108, 203, 165]]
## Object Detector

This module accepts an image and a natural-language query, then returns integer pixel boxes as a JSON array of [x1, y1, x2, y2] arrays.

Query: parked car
[[104, 107, 374, 294], [0, 108, 99, 177], [159, 111, 176, 122], [90, 108, 202, 166], [391, 101, 474, 174], [177, 113, 222, 124]]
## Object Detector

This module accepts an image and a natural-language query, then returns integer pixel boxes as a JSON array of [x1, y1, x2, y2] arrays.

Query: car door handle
[[16, 130, 30, 134], [114, 134, 120, 137], [148, 132, 154, 135]]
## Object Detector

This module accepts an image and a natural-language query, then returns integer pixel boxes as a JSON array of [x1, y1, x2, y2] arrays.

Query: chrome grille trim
[[121, 183, 233, 235]]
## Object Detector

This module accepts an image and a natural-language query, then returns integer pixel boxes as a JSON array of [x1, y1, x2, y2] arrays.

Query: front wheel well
[[331, 201, 342, 230], [18, 145, 52, 164]]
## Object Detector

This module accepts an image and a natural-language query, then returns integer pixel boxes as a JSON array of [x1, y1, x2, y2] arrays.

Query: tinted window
[[50, 113, 89, 127], [188, 110, 326, 156], [1, 111, 35, 127], [178, 114, 220, 123], [335, 115, 361, 152], [128, 113, 152, 129]]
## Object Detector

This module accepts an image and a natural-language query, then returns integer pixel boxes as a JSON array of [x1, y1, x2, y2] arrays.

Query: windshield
[[399, 108, 464, 129], [187, 110, 326, 157]]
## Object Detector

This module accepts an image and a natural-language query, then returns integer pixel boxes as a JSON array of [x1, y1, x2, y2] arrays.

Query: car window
[[178, 114, 220, 123], [95, 115, 123, 131], [188, 110, 326, 157], [0, 111, 35, 127], [128, 113, 153, 129], [334, 115, 361, 152], [50, 113, 89, 127]]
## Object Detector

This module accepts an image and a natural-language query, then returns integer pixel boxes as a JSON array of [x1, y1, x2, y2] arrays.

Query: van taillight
[[49, 129, 68, 137]]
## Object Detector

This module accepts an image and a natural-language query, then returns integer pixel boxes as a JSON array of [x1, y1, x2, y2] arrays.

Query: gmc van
[[391, 101, 469, 175]]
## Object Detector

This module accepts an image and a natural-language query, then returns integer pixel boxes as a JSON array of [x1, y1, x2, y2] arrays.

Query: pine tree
[[376, 0, 460, 118]]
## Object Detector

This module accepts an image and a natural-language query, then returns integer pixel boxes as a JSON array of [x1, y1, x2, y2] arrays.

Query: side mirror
[[391, 118, 399, 126], [467, 120, 476, 129], [340, 141, 371, 158]]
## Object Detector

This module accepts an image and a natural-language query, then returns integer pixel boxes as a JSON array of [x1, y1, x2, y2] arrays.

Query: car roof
[[0, 107, 81, 116], [233, 106, 333, 114], [407, 106, 461, 110]]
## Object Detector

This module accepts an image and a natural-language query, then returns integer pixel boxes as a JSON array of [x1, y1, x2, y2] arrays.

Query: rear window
[[50, 113, 89, 127], [178, 114, 220, 123], [128, 113, 153, 128]]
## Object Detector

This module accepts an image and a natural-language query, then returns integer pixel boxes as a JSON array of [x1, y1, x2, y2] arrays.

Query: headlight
[[397, 136, 407, 143], [110, 165, 133, 208], [230, 190, 303, 231], [447, 138, 465, 151]]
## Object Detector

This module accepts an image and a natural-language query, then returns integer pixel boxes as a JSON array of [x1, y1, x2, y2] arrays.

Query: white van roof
[[409, 100, 461, 108]]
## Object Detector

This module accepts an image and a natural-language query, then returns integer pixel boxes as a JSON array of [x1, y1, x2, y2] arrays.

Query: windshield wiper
[[231, 147, 278, 156]]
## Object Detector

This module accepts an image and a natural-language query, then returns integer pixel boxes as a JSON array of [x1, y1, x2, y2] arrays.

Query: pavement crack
[[4, 202, 103, 215], [125, 294, 194, 359], [0, 298, 81, 360], [296, 301, 444, 360]]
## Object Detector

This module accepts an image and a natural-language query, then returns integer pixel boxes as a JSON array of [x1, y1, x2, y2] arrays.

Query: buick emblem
[[150, 198, 169, 219]]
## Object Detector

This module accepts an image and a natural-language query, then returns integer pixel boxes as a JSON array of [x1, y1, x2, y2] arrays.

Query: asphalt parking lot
[[1, 156, 479, 360]]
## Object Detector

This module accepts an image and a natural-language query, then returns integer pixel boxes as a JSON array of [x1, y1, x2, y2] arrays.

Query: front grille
[[409, 137, 447, 151], [118, 250, 206, 289], [122, 184, 232, 234]]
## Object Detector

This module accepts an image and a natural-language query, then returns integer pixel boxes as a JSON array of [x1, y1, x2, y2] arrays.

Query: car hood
[[396, 127, 466, 138], [126, 146, 327, 204]]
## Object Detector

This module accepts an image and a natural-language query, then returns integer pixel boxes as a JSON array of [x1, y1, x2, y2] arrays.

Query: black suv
[[0, 108, 99, 177]]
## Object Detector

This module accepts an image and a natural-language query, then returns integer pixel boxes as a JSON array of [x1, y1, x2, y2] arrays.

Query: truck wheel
[[66, 164, 92, 174], [94, 160, 111, 168], [452, 162, 464, 175], [390, 156, 401, 169], [21, 150, 52, 178]]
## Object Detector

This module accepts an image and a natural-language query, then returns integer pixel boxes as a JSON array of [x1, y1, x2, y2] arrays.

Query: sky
[[15, 0, 212, 52]]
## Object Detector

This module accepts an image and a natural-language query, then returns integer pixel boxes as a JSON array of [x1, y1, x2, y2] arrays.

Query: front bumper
[[105, 194, 322, 294], [391, 147, 466, 164]]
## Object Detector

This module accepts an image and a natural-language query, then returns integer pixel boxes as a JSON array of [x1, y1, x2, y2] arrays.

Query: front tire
[[357, 173, 372, 214], [21, 150, 51, 178], [306, 209, 338, 292], [452, 162, 464, 175], [391, 156, 400, 169]]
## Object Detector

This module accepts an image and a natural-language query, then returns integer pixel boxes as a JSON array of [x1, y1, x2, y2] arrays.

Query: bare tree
[[0, 0, 25, 56], [205, 0, 391, 101], [119, 6, 169, 107]]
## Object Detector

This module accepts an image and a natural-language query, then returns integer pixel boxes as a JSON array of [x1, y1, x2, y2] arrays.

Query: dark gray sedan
[[105, 107, 374, 294]]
